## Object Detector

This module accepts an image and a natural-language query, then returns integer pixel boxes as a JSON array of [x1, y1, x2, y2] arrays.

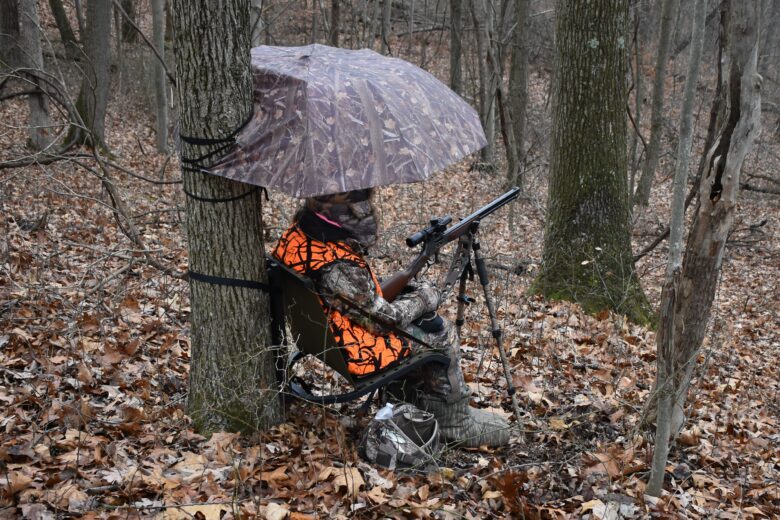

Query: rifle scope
[[406, 216, 452, 247]]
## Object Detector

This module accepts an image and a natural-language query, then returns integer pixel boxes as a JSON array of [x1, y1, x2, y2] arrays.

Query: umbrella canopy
[[208, 44, 487, 198]]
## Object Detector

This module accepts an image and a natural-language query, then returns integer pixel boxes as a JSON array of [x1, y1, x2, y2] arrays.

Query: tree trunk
[[532, 0, 651, 324], [508, 0, 529, 187], [19, 0, 51, 151], [633, 0, 682, 208], [74, 0, 85, 37], [667, 0, 761, 438], [649, 0, 762, 493], [471, 0, 495, 165], [120, 0, 136, 42], [250, 0, 264, 46], [647, 0, 708, 497], [449, 0, 463, 94], [381, 0, 391, 54], [71, 0, 111, 148], [47, 0, 79, 58], [0, 0, 20, 69], [629, 12, 644, 197], [171, 0, 282, 434], [152, 0, 168, 153], [330, 0, 340, 46]]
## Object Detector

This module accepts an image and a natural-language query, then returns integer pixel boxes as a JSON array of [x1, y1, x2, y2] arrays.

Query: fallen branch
[[740, 182, 780, 195]]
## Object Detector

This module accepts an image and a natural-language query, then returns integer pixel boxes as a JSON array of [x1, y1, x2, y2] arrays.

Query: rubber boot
[[418, 394, 510, 448]]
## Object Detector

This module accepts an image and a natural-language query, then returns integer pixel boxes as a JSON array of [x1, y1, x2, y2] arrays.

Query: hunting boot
[[418, 393, 511, 448], [417, 360, 511, 448]]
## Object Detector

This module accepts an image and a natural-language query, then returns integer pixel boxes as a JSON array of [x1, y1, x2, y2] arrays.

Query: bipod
[[442, 223, 524, 436]]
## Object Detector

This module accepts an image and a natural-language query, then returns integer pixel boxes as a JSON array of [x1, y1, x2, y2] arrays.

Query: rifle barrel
[[445, 186, 521, 238]]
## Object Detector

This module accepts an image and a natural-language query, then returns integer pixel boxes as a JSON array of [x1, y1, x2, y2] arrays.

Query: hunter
[[273, 188, 510, 448]]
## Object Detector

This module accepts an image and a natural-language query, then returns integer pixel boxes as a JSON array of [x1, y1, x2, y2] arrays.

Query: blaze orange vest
[[273, 226, 409, 376]]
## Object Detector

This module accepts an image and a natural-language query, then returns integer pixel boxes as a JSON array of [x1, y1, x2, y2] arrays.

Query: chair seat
[[268, 259, 450, 405]]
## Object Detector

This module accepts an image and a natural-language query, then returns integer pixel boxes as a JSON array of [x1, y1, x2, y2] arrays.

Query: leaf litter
[[1, 12, 780, 519]]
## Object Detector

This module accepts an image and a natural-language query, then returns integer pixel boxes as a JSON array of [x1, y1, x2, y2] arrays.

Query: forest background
[[0, 0, 778, 518]]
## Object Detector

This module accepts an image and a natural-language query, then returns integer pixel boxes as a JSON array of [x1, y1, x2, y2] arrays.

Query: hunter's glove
[[412, 281, 441, 314]]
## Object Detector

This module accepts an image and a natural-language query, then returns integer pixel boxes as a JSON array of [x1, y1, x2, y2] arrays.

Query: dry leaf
[[332, 466, 364, 499], [259, 502, 290, 520]]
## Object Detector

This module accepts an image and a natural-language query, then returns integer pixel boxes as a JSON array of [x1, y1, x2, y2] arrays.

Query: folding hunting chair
[[267, 259, 450, 405]]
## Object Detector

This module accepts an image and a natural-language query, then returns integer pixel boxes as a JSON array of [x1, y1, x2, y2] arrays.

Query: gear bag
[[359, 403, 440, 472]]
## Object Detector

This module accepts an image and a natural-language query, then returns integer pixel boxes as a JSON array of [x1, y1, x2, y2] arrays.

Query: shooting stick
[[442, 223, 524, 436]]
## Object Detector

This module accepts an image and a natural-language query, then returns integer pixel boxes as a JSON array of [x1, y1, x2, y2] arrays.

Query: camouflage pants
[[399, 315, 469, 404]]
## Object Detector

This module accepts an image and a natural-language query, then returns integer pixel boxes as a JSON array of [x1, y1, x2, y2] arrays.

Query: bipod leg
[[454, 261, 474, 338], [472, 240, 524, 435]]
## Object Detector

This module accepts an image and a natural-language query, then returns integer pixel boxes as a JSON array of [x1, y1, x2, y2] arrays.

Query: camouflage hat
[[359, 403, 440, 472]]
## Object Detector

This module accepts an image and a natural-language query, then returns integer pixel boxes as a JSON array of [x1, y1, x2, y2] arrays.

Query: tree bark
[[0, 0, 20, 69], [533, 0, 650, 324], [19, 0, 51, 151], [47, 0, 79, 58], [71, 0, 111, 147], [74, 0, 85, 37], [667, 0, 761, 438], [152, 0, 168, 153], [629, 12, 644, 197], [647, 0, 761, 496], [508, 0, 529, 187], [250, 0, 264, 46], [449, 0, 463, 94], [171, 0, 282, 434], [381, 0, 391, 54], [647, 0, 708, 497], [120, 0, 136, 42], [633, 0, 682, 208], [330, 0, 340, 46], [471, 0, 495, 165]]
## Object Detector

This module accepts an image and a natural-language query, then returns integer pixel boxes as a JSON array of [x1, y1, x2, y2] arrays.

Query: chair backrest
[[268, 260, 355, 383]]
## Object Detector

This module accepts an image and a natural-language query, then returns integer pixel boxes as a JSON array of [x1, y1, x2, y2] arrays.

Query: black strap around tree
[[188, 269, 272, 292], [179, 111, 263, 204]]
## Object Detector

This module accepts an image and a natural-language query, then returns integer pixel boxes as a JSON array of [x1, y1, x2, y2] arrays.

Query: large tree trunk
[[71, 0, 111, 147], [47, 0, 79, 58], [508, 0, 529, 188], [633, 0, 682, 208], [0, 0, 20, 69], [647, 0, 709, 496], [171, 0, 282, 434], [19, 0, 51, 150], [449, 0, 463, 94], [152, 0, 168, 153], [647, 0, 761, 495], [533, 0, 650, 324]]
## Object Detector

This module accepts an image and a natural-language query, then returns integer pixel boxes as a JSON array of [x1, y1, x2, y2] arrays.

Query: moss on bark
[[534, 0, 651, 325]]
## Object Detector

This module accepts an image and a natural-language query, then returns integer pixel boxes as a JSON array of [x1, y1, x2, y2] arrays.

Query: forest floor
[[2, 21, 780, 520]]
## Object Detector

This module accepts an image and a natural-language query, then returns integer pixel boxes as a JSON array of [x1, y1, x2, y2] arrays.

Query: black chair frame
[[267, 259, 449, 405]]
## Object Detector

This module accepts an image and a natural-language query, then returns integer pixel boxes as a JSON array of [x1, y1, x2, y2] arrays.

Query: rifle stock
[[380, 187, 520, 302]]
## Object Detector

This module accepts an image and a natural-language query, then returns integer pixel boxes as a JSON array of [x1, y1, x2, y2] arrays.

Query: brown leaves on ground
[[2, 10, 780, 518]]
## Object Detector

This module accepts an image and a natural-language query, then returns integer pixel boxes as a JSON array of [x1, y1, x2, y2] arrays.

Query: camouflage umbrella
[[208, 44, 487, 198]]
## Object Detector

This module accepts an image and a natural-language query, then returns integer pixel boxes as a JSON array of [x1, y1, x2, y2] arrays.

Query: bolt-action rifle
[[381, 187, 521, 302]]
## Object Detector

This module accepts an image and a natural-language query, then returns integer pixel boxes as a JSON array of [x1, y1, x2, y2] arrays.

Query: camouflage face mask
[[307, 189, 378, 247]]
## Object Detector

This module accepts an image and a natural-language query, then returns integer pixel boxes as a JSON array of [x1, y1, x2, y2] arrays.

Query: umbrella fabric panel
[[209, 44, 487, 197]]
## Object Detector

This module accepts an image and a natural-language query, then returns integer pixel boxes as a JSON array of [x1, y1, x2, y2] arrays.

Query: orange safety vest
[[273, 225, 409, 376]]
